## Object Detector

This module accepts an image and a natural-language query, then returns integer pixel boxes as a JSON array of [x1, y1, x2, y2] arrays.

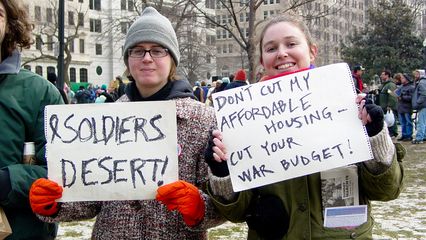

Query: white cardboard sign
[[212, 63, 373, 192], [45, 101, 178, 201]]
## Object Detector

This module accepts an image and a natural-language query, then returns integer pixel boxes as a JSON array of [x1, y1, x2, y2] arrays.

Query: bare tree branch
[[26, 0, 87, 85], [189, 0, 345, 82]]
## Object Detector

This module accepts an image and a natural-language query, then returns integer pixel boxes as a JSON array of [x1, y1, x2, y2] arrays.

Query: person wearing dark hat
[[75, 85, 91, 103], [225, 69, 248, 90], [352, 64, 365, 93], [29, 7, 225, 240], [394, 73, 415, 141], [228, 74, 235, 82]]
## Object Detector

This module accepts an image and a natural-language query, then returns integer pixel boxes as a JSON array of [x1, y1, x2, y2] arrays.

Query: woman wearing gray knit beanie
[[33, 7, 225, 240]]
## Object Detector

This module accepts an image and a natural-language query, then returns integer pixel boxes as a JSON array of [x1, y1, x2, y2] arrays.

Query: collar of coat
[[0, 50, 21, 74]]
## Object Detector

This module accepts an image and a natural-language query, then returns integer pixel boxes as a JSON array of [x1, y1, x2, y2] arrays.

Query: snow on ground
[[56, 142, 426, 240]]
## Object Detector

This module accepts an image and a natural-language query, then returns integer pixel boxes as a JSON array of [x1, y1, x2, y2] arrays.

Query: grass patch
[[61, 230, 83, 238]]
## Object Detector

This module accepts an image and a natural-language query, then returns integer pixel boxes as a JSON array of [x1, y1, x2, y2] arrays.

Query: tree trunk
[[247, 0, 257, 83], [63, 48, 72, 86]]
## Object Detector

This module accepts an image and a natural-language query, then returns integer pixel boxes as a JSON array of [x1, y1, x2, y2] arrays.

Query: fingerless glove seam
[[208, 170, 236, 201]]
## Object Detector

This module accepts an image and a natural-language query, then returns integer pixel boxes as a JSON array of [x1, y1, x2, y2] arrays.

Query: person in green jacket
[[205, 14, 404, 240], [0, 0, 64, 239], [377, 70, 398, 137]]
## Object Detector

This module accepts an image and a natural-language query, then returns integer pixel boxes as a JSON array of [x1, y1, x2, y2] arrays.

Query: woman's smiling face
[[260, 21, 317, 77]]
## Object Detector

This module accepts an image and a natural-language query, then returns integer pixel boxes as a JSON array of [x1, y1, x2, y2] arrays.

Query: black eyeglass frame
[[128, 47, 169, 58]]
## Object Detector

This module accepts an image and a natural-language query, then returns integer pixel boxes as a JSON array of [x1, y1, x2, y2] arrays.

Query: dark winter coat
[[75, 89, 92, 103], [208, 128, 404, 240], [225, 80, 248, 90], [193, 86, 205, 102], [0, 51, 63, 239], [397, 82, 415, 114], [412, 77, 426, 110]]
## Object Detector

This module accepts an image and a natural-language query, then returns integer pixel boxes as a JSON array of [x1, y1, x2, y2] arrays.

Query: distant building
[[211, 0, 368, 77], [20, 0, 217, 86], [20, 0, 126, 87], [19, 0, 426, 85]]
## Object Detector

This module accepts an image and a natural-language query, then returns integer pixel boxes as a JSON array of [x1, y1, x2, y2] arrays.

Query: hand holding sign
[[205, 130, 229, 177], [30, 178, 63, 216], [156, 180, 205, 226], [356, 95, 384, 137]]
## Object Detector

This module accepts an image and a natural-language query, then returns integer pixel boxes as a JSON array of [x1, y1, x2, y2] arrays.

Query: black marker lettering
[[81, 158, 98, 186], [61, 159, 76, 188], [149, 114, 165, 141]]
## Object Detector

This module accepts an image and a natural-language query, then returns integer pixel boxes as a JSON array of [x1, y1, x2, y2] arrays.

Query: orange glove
[[29, 178, 63, 216], [156, 180, 205, 227]]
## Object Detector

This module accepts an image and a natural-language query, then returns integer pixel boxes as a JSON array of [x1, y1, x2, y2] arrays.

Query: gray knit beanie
[[123, 7, 180, 66]]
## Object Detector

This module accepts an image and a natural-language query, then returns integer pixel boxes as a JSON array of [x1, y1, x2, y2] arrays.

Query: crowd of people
[[196, 53, 425, 147], [351, 63, 426, 145], [60, 76, 127, 104], [0, 1, 408, 240], [192, 68, 249, 107]]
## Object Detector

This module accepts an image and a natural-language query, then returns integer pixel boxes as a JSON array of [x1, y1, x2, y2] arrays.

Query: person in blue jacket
[[0, 0, 64, 239]]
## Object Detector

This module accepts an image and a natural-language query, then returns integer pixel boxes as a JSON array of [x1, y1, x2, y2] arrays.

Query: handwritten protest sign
[[45, 101, 178, 201], [212, 63, 373, 192]]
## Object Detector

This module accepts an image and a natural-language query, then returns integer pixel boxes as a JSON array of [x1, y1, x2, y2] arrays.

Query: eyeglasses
[[128, 46, 169, 58]]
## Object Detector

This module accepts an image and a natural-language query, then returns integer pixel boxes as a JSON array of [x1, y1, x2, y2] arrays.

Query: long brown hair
[[1, 0, 34, 60]]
